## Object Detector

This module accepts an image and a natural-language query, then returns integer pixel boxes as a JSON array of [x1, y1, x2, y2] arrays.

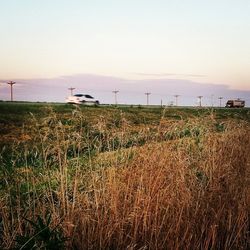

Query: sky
[[0, 0, 250, 106]]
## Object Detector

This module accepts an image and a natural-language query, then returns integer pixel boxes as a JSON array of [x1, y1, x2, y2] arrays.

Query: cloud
[[0, 74, 249, 106], [134, 73, 206, 78]]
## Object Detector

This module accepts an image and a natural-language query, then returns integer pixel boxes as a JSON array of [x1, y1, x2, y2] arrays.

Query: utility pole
[[112, 90, 119, 105], [197, 96, 203, 107], [211, 94, 214, 107], [68, 87, 75, 96], [7, 81, 16, 101], [174, 95, 180, 106], [218, 97, 223, 107], [145, 92, 151, 106]]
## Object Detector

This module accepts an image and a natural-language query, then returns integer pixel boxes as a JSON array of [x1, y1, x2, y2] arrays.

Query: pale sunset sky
[[0, 0, 250, 105]]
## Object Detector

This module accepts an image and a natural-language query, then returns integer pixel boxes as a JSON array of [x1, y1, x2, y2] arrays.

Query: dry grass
[[69, 127, 249, 249], [0, 107, 249, 249]]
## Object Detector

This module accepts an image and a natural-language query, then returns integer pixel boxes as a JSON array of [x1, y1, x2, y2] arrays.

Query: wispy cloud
[[134, 73, 206, 78]]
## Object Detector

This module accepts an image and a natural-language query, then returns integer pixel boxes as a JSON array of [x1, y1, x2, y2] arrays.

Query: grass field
[[0, 102, 249, 249]]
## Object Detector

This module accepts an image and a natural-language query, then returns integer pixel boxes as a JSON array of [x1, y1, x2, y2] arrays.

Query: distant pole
[[7, 81, 16, 101], [112, 90, 119, 105], [218, 97, 223, 107], [174, 95, 180, 106], [145, 92, 151, 106], [211, 94, 214, 107], [68, 87, 75, 96], [197, 96, 203, 107]]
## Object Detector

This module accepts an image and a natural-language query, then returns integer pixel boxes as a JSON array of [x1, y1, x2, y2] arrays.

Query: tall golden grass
[[0, 108, 249, 249]]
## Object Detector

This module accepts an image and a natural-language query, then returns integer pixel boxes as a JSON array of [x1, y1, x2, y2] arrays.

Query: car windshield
[[84, 95, 94, 99], [74, 94, 94, 99]]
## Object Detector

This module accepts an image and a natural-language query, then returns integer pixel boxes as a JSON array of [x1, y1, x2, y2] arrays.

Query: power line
[[68, 87, 75, 96], [211, 94, 214, 107], [197, 96, 203, 107], [112, 90, 119, 105], [174, 95, 180, 106], [145, 92, 151, 105], [218, 96, 223, 107], [7, 81, 16, 101]]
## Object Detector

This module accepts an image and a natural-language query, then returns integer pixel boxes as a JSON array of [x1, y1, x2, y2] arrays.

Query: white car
[[66, 94, 100, 105]]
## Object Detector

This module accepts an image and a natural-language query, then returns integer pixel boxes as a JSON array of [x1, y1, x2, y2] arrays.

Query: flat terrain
[[0, 102, 249, 249], [1, 102, 249, 144]]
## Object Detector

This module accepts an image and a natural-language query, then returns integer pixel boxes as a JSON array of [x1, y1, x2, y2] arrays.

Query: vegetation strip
[[0, 103, 249, 249]]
